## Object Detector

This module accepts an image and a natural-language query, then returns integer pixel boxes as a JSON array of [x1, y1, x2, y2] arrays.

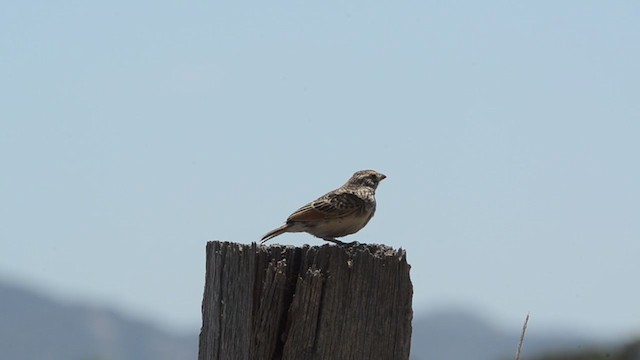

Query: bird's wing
[[286, 191, 365, 223]]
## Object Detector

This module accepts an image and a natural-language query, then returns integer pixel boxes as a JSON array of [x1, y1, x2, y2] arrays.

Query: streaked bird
[[261, 170, 386, 246]]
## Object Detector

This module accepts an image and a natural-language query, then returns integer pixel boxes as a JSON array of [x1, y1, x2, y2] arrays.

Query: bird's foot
[[322, 238, 359, 247]]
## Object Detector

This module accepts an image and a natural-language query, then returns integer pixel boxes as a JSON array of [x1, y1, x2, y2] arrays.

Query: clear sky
[[1, 1, 639, 339]]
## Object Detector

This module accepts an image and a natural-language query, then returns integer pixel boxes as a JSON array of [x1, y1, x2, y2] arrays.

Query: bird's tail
[[260, 224, 290, 244]]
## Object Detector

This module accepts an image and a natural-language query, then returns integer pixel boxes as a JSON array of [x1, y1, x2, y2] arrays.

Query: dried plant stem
[[515, 313, 530, 360]]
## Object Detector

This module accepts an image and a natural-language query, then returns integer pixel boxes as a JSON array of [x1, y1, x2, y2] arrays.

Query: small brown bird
[[261, 170, 386, 245]]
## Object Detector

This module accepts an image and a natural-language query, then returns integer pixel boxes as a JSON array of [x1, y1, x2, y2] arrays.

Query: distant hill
[[0, 280, 610, 360], [411, 309, 598, 360], [0, 282, 197, 360]]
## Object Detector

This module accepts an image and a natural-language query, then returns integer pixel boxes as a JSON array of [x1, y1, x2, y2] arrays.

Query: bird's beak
[[379, 173, 387, 180]]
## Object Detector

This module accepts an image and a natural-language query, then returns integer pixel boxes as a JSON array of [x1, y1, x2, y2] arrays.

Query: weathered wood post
[[198, 241, 413, 360]]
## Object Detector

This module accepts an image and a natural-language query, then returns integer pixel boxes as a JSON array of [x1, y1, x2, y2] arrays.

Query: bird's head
[[345, 170, 387, 190]]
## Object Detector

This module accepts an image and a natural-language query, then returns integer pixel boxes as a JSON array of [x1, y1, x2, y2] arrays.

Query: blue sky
[[1, 1, 639, 338]]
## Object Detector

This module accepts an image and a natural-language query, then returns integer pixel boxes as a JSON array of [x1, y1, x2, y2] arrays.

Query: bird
[[260, 170, 386, 246]]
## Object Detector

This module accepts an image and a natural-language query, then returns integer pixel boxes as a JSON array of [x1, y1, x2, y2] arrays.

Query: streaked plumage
[[261, 170, 386, 246]]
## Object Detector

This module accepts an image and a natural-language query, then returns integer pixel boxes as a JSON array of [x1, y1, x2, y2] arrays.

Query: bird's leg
[[322, 238, 359, 247], [322, 237, 346, 246]]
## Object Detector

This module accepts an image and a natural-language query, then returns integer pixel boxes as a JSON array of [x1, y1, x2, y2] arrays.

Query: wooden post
[[198, 241, 413, 360]]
